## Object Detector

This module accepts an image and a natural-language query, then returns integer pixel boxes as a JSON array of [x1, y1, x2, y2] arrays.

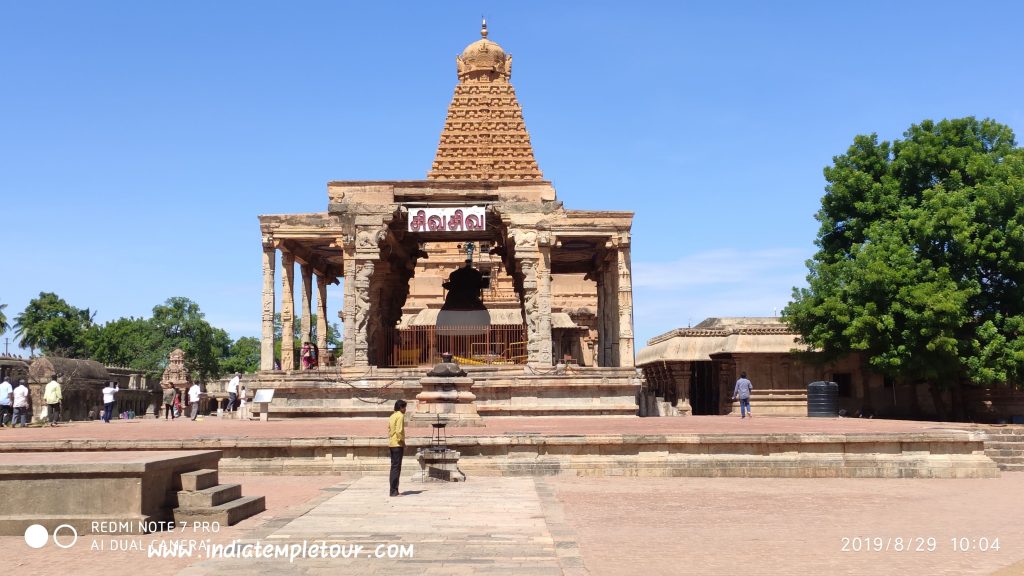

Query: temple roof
[[637, 318, 803, 365], [427, 21, 544, 182]]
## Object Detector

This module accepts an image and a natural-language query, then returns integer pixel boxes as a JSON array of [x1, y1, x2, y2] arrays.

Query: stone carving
[[512, 229, 537, 249], [356, 227, 387, 250], [428, 22, 543, 182], [160, 348, 190, 389], [427, 356, 468, 378], [353, 261, 374, 350]]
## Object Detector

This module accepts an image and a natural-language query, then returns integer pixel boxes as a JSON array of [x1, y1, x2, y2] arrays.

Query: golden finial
[[481, 17, 488, 38]]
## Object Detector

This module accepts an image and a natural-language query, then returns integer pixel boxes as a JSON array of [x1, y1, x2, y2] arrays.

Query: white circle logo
[[24, 524, 48, 549], [53, 524, 78, 549]]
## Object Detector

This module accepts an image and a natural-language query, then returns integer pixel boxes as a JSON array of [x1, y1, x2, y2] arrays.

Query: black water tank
[[807, 381, 839, 417]]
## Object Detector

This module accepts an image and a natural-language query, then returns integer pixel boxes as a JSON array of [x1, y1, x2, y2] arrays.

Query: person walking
[[101, 381, 119, 423], [0, 376, 12, 428], [732, 371, 753, 419], [387, 399, 407, 497], [226, 372, 241, 411], [163, 386, 177, 419], [12, 380, 30, 427], [188, 382, 202, 421], [44, 375, 62, 426]]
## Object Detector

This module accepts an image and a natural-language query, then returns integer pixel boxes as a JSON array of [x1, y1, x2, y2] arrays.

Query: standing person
[[387, 399, 407, 497], [732, 371, 753, 419], [162, 386, 176, 419], [300, 341, 313, 370], [44, 375, 62, 427], [226, 372, 241, 411], [188, 381, 202, 421], [101, 381, 119, 423], [12, 380, 30, 427], [0, 376, 12, 428]]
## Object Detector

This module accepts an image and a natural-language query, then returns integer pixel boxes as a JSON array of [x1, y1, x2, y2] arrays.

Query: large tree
[[14, 292, 96, 357], [784, 117, 1024, 417], [87, 316, 162, 373], [220, 336, 261, 374], [149, 297, 232, 382], [0, 302, 8, 336]]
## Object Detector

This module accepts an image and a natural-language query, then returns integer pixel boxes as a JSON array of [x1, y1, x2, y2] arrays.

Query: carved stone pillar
[[280, 251, 296, 371], [316, 274, 328, 353], [300, 263, 313, 345], [513, 229, 553, 366], [616, 241, 635, 367], [260, 241, 276, 371], [595, 256, 619, 367], [673, 361, 693, 415], [351, 258, 375, 367], [341, 241, 357, 367]]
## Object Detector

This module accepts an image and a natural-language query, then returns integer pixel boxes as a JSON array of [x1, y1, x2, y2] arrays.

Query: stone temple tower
[[428, 20, 543, 182]]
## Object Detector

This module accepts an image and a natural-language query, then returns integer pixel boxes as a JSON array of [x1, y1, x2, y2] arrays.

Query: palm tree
[[0, 303, 8, 336]]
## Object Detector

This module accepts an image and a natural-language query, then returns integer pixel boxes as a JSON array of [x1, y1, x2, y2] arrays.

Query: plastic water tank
[[807, 381, 839, 417]]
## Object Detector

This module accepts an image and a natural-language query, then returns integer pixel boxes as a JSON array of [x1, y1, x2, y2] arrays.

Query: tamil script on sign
[[408, 207, 486, 232]]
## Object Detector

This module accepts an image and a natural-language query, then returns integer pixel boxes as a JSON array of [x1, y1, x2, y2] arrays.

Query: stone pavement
[[3, 472, 1024, 575], [182, 476, 586, 576], [1, 414, 958, 443]]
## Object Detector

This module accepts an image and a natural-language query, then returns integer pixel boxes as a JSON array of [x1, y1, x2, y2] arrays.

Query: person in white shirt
[[12, 380, 30, 427], [101, 381, 119, 423], [0, 377, 12, 427], [188, 382, 202, 421], [226, 373, 241, 412]]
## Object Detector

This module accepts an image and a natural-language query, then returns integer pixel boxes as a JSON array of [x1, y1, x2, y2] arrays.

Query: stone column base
[[413, 448, 466, 482], [411, 376, 484, 427]]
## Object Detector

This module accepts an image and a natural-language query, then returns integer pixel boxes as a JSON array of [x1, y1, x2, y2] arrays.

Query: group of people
[[161, 381, 204, 421], [0, 377, 31, 428]]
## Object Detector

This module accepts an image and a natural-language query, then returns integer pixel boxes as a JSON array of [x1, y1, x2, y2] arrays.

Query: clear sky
[[2, 1, 1022, 355]]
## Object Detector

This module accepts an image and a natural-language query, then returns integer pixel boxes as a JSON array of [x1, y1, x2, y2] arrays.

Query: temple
[[253, 23, 636, 416]]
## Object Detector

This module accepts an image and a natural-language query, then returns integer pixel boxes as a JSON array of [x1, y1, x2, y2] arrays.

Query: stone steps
[[173, 495, 267, 527], [981, 428, 1024, 470], [172, 468, 264, 526]]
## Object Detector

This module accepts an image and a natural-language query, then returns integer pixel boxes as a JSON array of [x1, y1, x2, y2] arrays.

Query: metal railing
[[382, 325, 527, 367]]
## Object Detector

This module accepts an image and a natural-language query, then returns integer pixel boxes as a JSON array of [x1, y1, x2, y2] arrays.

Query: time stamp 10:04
[[841, 537, 1000, 552]]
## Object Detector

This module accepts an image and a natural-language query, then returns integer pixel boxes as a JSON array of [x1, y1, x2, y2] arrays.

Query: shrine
[[253, 22, 637, 416]]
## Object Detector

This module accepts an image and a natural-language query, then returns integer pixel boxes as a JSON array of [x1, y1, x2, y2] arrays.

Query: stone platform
[[0, 451, 219, 536], [0, 417, 1005, 480], [235, 365, 639, 418], [0, 451, 267, 537]]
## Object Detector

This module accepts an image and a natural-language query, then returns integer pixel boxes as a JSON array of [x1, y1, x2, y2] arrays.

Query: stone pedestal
[[413, 448, 466, 482], [411, 376, 483, 427]]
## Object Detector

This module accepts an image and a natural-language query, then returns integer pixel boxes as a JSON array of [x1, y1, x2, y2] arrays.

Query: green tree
[[14, 292, 96, 357], [220, 336, 261, 374], [87, 317, 163, 373], [149, 297, 232, 382], [784, 118, 1024, 418]]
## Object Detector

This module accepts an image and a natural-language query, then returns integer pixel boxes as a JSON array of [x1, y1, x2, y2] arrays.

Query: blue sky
[[2, 1, 1022, 355]]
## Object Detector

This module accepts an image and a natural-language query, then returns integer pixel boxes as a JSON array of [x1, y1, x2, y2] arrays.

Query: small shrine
[[160, 349, 191, 390]]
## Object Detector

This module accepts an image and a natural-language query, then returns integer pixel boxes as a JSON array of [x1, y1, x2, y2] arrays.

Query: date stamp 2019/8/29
[[841, 536, 1001, 553]]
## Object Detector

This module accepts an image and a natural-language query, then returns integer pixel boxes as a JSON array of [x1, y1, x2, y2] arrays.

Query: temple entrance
[[690, 361, 719, 415]]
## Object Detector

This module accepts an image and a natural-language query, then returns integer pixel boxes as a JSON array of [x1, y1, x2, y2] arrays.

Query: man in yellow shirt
[[44, 376, 63, 427], [388, 399, 407, 497]]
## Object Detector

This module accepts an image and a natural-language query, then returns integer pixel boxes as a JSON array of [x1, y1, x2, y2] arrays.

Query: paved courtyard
[[1, 414, 958, 443], [4, 471, 1023, 575]]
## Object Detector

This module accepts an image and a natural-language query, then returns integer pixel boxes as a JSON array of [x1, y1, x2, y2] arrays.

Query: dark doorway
[[690, 361, 718, 415]]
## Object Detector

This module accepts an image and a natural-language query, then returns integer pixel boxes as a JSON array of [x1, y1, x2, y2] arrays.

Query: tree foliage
[[785, 117, 1024, 392], [0, 302, 8, 336], [14, 292, 96, 357], [220, 336, 261, 374], [149, 297, 231, 382]]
